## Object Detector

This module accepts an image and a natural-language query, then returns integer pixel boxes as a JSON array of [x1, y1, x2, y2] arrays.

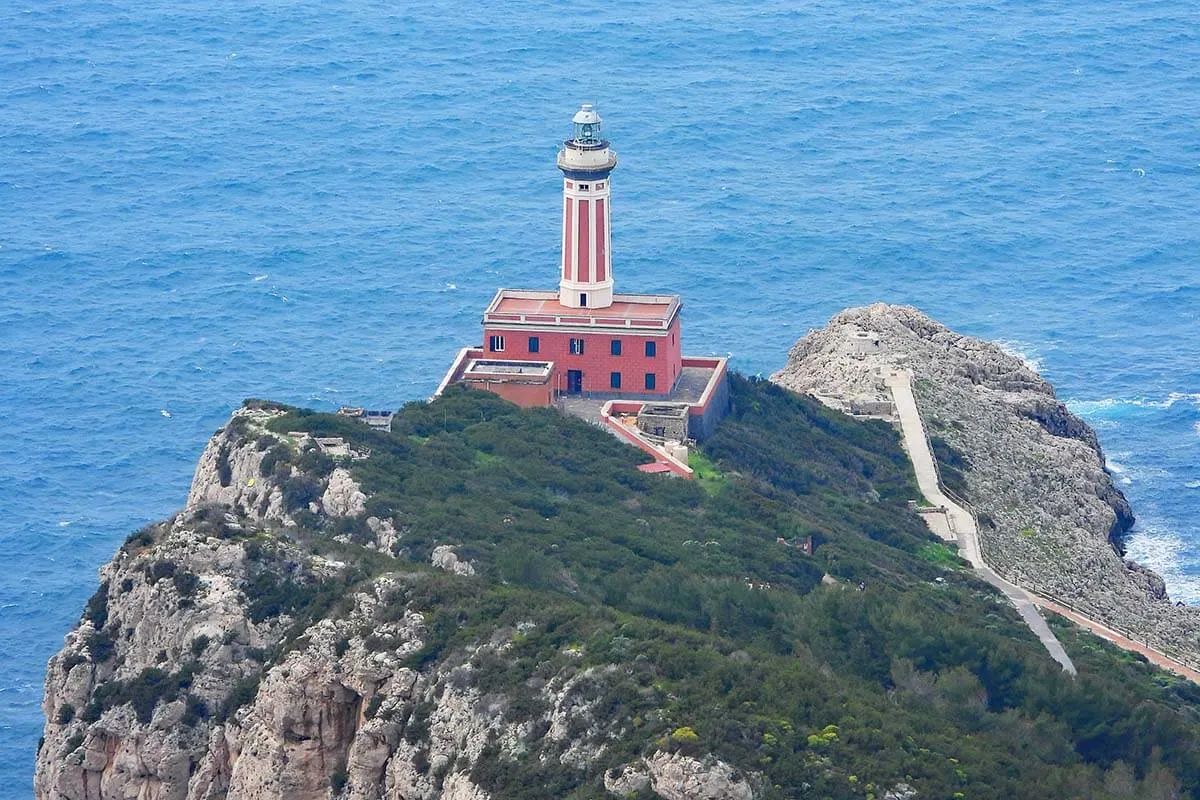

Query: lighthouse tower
[[557, 104, 618, 309]]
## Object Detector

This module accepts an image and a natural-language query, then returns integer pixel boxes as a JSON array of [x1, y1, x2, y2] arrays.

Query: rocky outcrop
[[773, 303, 1200, 660], [186, 407, 290, 524], [36, 405, 750, 800], [603, 752, 755, 799], [430, 546, 475, 577], [322, 469, 368, 518]]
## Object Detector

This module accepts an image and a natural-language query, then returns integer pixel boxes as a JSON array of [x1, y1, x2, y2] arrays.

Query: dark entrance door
[[566, 370, 583, 394]]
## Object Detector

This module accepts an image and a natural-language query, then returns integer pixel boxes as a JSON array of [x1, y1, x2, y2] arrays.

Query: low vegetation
[[75, 377, 1200, 798]]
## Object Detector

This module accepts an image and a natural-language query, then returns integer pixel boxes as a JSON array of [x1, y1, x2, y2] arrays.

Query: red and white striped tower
[[557, 103, 618, 309]]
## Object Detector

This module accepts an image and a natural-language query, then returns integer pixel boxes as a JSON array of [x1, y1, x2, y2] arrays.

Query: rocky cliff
[[771, 303, 1200, 661], [37, 371, 1200, 799], [34, 405, 757, 800]]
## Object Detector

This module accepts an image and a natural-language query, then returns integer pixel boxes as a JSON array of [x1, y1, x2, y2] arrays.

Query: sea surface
[[2, 0, 1198, 792]]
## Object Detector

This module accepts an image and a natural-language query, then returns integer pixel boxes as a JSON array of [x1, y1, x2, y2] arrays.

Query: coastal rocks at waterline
[[773, 303, 1200, 660]]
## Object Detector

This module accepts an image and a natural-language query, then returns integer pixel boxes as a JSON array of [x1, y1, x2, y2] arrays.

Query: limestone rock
[[322, 468, 367, 517], [186, 408, 289, 524], [772, 303, 1200, 660], [645, 751, 755, 800], [431, 545, 475, 576], [604, 763, 651, 794]]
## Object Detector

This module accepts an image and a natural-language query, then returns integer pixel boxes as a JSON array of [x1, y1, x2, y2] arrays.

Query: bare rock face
[[604, 753, 755, 800], [772, 303, 1200, 660], [322, 468, 368, 518], [430, 546, 475, 577], [186, 407, 290, 524]]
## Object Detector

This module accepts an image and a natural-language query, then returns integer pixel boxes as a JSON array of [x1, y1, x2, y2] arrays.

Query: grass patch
[[688, 449, 728, 495], [919, 542, 966, 569]]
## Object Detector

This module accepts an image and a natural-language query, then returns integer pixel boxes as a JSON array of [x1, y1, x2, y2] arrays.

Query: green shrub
[[181, 694, 209, 726], [173, 570, 200, 598], [84, 628, 116, 663], [216, 444, 233, 487], [218, 674, 261, 722], [83, 583, 108, 629], [330, 769, 348, 793], [281, 475, 322, 513], [56, 703, 75, 724], [91, 662, 200, 724], [123, 526, 156, 551], [259, 443, 293, 477]]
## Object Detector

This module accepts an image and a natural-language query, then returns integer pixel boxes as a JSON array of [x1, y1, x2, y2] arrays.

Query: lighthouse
[[439, 102, 730, 443], [557, 104, 618, 310]]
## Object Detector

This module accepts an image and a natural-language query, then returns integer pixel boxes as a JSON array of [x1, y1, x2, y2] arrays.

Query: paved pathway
[[887, 370, 1200, 683], [1039, 598, 1200, 683], [884, 370, 1077, 674]]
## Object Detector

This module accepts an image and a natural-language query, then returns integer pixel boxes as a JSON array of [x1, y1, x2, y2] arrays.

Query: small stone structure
[[636, 403, 689, 442]]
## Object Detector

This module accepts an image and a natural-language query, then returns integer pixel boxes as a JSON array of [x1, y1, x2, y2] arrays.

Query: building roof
[[484, 289, 681, 331], [464, 358, 554, 382]]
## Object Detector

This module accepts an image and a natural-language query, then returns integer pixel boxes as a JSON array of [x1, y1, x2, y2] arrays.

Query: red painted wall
[[482, 317, 683, 395], [462, 378, 554, 408]]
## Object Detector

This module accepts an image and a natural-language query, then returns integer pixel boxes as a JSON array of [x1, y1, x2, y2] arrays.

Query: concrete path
[[1038, 598, 1200, 683], [884, 370, 1077, 674]]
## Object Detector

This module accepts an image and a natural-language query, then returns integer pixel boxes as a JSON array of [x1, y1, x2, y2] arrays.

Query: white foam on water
[[1164, 392, 1200, 408], [1124, 523, 1200, 605], [994, 339, 1043, 374], [1185, 480, 1200, 489], [253, 273, 269, 282], [1067, 393, 1200, 418]]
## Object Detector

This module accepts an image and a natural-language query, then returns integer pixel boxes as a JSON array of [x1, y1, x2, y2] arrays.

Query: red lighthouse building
[[439, 104, 728, 453]]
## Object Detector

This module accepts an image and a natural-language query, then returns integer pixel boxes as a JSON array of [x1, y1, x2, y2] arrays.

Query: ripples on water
[[2, 0, 1198, 791]]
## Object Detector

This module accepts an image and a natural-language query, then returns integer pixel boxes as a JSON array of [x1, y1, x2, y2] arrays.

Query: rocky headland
[[34, 320, 1200, 800], [35, 408, 756, 800], [772, 303, 1200, 662]]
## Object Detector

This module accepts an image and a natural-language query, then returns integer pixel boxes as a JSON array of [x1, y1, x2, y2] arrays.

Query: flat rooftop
[[485, 289, 681, 330], [464, 358, 553, 380]]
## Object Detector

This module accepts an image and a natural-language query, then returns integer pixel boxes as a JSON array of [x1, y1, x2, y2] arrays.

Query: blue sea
[[2, 0, 1198, 792]]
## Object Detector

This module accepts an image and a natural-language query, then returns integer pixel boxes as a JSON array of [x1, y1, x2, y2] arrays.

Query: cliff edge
[[31, 401, 771, 800], [772, 303, 1199, 661]]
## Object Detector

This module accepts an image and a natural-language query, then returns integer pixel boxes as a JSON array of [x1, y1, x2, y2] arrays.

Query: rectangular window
[[610, 339, 622, 356], [610, 372, 621, 389], [570, 338, 585, 355], [645, 373, 657, 391], [528, 336, 539, 353], [645, 340, 657, 357], [488, 335, 505, 353], [580, 293, 588, 307], [579, 184, 590, 190]]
